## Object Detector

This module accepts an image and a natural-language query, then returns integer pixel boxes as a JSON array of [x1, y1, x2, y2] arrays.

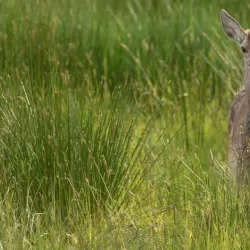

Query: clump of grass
[[0, 77, 161, 222]]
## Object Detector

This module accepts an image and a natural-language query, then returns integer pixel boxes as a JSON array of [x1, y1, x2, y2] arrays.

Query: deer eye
[[241, 47, 247, 53]]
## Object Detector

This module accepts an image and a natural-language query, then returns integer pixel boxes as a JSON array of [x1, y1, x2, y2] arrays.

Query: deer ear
[[221, 9, 245, 44]]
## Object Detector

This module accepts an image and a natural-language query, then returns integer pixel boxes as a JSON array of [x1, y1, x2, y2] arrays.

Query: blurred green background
[[0, 0, 249, 249]]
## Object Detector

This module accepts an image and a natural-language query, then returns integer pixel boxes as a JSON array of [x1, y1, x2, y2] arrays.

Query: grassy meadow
[[1, 0, 250, 249]]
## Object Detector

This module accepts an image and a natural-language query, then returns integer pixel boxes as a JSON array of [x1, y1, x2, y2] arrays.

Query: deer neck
[[244, 58, 250, 105], [243, 58, 250, 138]]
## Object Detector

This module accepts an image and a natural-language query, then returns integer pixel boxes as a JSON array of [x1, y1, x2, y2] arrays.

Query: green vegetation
[[0, 0, 250, 249]]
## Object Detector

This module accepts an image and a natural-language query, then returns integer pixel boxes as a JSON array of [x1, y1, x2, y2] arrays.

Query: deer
[[221, 9, 250, 186]]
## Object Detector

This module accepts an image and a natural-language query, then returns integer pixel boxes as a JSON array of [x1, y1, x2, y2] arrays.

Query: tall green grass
[[1, 0, 250, 249]]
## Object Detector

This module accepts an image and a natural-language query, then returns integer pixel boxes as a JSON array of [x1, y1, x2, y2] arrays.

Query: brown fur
[[221, 10, 250, 185]]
